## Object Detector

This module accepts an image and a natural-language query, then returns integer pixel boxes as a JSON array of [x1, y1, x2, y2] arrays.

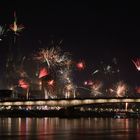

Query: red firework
[[39, 67, 48, 78], [47, 80, 54, 86], [135, 87, 140, 93], [18, 79, 29, 89], [76, 61, 85, 70]]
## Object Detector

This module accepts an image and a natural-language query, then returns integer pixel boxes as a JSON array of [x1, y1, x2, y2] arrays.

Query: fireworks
[[17, 66, 28, 78], [98, 58, 120, 75], [90, 80, 103, 96], [110, 81, 128, 97], [90, 81, 102, 91], [1, 11, 139, 100], [116, 83, 126, 97], [57, 68, 74, 98], [9, 11, 24, 35], [132, 58, 140, 71], [34, 47, 70, 69], [0, 25, 3, 36], [76, 61, 85, 70], [83, 79, 103, 97], [33, 44, 75, 98], [0, 25, 7, 41], [39, 67, 48, 78], [92, 69, 99, 75], [84, 80, 93, 86], [34, 46, 74, 98], [47, 80, 54, 86], [83, 79, 102, 91], [103, 64, 119, 74], [135, 87, 140, 93], [58, 69, 72, 83], [18, 79, 29, 89], [64, 83, 75, 98]]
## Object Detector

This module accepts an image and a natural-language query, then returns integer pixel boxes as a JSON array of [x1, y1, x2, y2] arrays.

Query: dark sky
[[1, 1, 140, 87], [0, 1, 140, 55]]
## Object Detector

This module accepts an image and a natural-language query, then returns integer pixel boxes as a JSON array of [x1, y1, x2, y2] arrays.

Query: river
[[0, 117, 140, 140]]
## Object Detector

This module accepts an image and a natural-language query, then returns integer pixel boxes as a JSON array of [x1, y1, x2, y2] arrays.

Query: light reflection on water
[[0, 117, 140, 140]]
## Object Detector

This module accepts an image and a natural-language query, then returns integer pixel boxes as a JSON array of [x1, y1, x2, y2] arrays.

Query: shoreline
[[0, 109, 140, 118]]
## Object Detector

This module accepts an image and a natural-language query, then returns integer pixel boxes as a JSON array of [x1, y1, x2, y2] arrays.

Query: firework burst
[[33, 45, 74, 98], [110, 81, 128, 97], [18, 79, 29, 89], [76, 61, 85, 70], [9, 11, 24, 35], [90, 80, 103, 97], [34, 47, 70, 69]]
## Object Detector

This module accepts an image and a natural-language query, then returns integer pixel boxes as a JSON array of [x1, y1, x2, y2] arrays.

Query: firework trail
[[4, 12, 25, 85], [63, 83, 75, 98], [57, 67, 75, 98], [58, 69, 71, 84], [15, 56, 28, 78], [92, 69, 99, 75], [132, 58, 140, 71], [0, 25, 7, 41], [9, 11, 24, 43], [43, 79, 56, 99]]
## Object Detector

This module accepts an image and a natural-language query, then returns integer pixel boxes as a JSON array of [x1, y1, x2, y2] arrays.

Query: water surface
[[0, 117, 140, 140]]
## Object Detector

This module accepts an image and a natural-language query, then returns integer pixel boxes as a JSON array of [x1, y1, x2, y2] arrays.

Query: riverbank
[[0, 109, 140, 118]]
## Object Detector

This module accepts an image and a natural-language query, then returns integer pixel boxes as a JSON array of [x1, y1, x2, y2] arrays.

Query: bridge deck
[[0, 98, 140, 107]]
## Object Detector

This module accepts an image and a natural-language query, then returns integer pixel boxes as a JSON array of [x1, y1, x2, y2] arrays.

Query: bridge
[[0, 98, 140, 107]]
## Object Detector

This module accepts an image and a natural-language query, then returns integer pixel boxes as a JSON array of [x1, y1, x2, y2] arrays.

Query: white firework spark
[[109, 81, 128, 97], [0, 25, 7, 41], [34, 47, 70, 69]]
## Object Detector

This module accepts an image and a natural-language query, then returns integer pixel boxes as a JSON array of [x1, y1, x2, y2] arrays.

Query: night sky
[[1, 1, 140, 89]]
